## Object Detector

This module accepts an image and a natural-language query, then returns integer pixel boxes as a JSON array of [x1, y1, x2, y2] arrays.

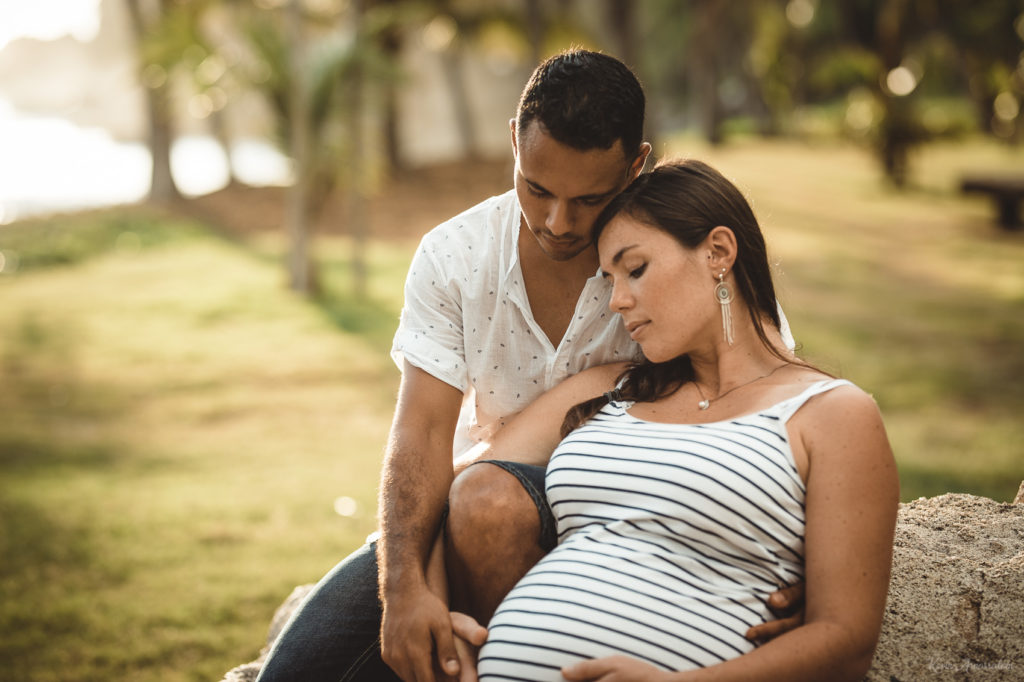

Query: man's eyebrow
[[525, 178, 616, 202]]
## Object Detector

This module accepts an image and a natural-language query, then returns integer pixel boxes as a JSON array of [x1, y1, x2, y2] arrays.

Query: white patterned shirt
[[391, 190, 640, 457]]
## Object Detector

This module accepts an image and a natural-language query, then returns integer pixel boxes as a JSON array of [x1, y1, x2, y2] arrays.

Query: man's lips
[[543, 234, 578, 245]]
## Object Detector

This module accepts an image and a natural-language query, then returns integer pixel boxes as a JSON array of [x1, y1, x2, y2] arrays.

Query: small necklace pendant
[[698, 399, 710, 410]]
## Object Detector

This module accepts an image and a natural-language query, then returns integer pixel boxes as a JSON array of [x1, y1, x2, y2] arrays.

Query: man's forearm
[[377, 452, 452, 589], [375, 363, 464, 682], [376, 434, 463, 681]]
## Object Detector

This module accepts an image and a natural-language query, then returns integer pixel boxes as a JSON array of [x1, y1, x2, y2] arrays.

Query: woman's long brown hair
[[560, 159, 811, 438]]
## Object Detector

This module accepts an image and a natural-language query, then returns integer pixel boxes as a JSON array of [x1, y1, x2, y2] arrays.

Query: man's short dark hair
[[516, 48, 645, 158]]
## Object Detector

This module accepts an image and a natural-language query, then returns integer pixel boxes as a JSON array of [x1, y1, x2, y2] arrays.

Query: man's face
[[512, 121, 643, 262]]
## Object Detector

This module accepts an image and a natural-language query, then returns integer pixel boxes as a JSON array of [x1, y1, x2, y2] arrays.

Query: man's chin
[[543, 248, 587, 262], [537, 238, 591, 262]]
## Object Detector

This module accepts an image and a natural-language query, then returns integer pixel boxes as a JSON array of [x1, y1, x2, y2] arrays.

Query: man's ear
[[629, 142, 653, 180], [704, 226, 738, 274], [509, 118, 519, 158]]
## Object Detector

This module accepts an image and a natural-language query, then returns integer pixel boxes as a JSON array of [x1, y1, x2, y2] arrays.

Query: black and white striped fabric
[[477, 379, 852, 680]]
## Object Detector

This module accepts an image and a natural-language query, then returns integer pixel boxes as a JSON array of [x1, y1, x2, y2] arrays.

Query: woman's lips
[[626, 320, 649, 340]]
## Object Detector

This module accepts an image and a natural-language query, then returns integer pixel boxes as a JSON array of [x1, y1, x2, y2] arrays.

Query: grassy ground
[[0, 211, 407, 681], [0, 137, 1022, 681]]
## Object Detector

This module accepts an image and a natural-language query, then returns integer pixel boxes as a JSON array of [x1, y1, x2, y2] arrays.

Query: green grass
[[1, 137, 1023, 681], [0, 209, 405, 681]]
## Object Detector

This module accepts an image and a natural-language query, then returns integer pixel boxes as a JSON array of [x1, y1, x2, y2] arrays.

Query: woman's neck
[[688, 319, 793, 398]]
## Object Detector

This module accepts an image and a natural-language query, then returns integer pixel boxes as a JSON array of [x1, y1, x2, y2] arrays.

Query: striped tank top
[[477, 379, 851, 680]]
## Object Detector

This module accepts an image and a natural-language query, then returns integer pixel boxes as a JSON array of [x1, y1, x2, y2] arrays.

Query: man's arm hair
[[376, 361, 466, 681], [377, 361, 463, 596]]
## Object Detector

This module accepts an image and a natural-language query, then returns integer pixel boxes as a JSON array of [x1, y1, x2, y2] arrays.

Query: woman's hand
[[561, 656, 675, 682], [438, 612, 487, 682]]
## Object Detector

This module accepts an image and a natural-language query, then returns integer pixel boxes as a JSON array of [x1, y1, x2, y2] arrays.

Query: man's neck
[[516, 217, 600, 347]]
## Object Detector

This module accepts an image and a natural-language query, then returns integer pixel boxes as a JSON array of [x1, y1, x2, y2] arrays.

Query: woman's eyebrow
[[599, 244, 639, 278], [609, 244, 638, 265]]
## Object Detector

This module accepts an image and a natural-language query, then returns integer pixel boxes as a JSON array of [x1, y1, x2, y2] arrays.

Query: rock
[[223, 488, 1024, 681], [866, 491, 1024, 681], [220, 584, 314, 682]]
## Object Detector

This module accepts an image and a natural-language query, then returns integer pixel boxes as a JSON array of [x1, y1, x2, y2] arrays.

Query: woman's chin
[[640, 343, 694, 365], [639, 346, 673, 364]]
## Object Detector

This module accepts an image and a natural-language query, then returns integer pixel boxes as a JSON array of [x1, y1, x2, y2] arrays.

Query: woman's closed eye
[[629, 263, 648, 279]]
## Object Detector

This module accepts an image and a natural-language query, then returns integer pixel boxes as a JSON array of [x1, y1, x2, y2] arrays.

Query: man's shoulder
[[421, 189, 517, 245]]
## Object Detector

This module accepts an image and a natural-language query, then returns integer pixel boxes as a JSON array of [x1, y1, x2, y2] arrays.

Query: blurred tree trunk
[[124, 0, 182, 203], [430, 0, 479, 159], [347, 0, 370, 299], [285, 0, 315, 294], [210, 107, 239, 186], [689, 0, 727, 145], [874, 0, 914, 187], [440, 40, 479, 159], [607, 0, 637, 70], [606, 0, 662, 157], [375, 0, 405, 175], [524, 0, 544, 65]]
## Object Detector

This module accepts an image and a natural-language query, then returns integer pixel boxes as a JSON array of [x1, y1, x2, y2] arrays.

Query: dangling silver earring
[[715, 270, 734, 346]]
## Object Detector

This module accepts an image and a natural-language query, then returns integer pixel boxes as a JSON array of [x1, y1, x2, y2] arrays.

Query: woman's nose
[[609, 281, 632, 312]]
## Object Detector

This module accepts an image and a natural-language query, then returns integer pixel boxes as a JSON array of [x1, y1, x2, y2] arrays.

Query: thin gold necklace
[[694, 363, 789, 411]]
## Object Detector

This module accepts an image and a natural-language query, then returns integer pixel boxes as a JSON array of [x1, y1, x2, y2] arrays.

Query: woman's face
[[598, 215, 717, 363]]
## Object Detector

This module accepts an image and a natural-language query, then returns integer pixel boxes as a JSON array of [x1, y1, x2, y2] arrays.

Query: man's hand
[[561, 655, 674, 681], [745, 582, 806, 643], [381, 586, 461, 682]]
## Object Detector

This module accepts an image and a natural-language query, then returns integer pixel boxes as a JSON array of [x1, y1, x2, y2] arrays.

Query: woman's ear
[[704, 226, 738, 275]]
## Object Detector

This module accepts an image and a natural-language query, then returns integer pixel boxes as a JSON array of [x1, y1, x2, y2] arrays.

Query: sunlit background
[[0, 0, 295, 224], [3, 1, 1023, 223], [1, 1, 1022, 680]]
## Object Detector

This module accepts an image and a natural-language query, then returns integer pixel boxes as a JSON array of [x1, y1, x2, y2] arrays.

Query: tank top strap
[[774, 379, 856, 425], [602, 374, 630, 408]]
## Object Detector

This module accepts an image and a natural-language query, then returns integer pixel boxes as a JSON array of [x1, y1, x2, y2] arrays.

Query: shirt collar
[[503, 191, 523, 283]]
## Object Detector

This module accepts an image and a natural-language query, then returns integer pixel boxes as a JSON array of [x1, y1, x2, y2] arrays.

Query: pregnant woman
[[464, 159, 898, 682]]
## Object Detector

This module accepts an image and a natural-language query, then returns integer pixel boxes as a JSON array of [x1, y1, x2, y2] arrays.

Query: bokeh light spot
[[423, 15, 457, 52], [994, 92, 1020, 121], [886, 66, 918, 96], [786, 0, 815, 28], [334, 496, 358, 517]]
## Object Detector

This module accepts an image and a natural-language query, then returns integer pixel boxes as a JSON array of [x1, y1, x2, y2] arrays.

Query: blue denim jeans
[[255, 461, 553, 682]]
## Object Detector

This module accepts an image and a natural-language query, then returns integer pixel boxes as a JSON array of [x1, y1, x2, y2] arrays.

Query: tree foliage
[[132, 0, 1024, 287]]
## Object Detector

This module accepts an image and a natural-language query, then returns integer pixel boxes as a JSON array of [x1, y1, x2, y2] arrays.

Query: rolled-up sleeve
[[390, 237, 466, 392]]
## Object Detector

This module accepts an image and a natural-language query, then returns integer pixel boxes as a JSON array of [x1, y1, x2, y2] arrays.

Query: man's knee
[[447, 463, 539, 541]]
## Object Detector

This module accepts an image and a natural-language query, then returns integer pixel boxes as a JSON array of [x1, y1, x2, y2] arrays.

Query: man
[[256, 49, 798, 682], [378, 49, 651, 682]]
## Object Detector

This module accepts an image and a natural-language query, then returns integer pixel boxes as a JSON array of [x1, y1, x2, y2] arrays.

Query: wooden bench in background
[[961, 174, 1024, 230]]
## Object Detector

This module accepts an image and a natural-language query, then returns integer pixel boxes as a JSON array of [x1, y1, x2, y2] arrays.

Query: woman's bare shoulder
[[791, 373, 891, 469]]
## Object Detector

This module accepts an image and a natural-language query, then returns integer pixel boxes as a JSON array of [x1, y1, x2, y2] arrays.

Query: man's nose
[[545, 200, 573, 236]]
